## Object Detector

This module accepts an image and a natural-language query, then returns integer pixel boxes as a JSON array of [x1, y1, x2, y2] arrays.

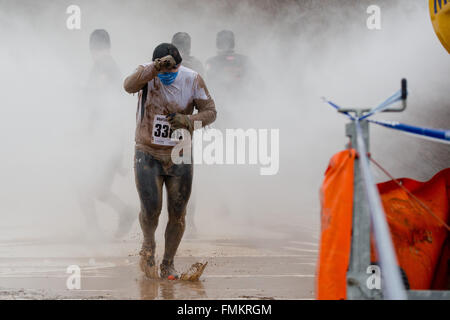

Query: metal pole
[[346, 119, 374, 300], [354, 119, 407, 300]]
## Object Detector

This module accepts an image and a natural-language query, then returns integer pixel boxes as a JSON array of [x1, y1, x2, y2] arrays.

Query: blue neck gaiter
[[158, 71, 179, 85]]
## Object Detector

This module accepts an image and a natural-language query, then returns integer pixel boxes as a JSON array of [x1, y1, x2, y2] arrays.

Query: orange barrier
[[374, 168, 450, 290], [317, 150, 449, 299], [316, 149, 356, 300]]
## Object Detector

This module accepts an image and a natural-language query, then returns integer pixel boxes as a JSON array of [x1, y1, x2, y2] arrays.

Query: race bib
[[151, 115, 182, 146]]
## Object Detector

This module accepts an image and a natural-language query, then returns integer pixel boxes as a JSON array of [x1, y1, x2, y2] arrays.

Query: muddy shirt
[[123, 63, 216, 162]]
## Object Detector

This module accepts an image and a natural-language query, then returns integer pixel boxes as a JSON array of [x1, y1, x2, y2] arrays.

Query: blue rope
[[323, 95, 449, 144], [322, 89, 404, 122], [359, 90, 403, 121], [369, 119, 450, 144], [322, 97, 355, 120]]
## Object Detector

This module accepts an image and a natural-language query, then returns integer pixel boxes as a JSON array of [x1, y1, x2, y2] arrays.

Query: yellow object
[[430, 0, 450, 53]]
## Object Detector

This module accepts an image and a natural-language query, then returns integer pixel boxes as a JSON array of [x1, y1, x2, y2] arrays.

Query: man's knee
[[167, 214, 186, 229], [167, 183, 191, 216], [168, 196, 188, 218], [139, 181, 162, 213], [168, 199, 186, 223], [140, 200, 162, 222]]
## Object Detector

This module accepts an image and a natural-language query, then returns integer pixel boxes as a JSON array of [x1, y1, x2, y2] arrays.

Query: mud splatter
[[180, 261, 208, 281]]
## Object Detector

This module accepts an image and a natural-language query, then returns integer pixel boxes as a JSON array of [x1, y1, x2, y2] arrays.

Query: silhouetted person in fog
[[87, 30, 121, 90], [205, 30, 251, 99], [205, 30, 257, 221], [171, 32, 205, 77], [79, 29, 135, 239]]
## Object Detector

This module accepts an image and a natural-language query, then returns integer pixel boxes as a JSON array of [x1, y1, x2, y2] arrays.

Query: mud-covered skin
[[134, 149, 193, 266], [139, 247, 158, 279], [154, 55, 177, 72]]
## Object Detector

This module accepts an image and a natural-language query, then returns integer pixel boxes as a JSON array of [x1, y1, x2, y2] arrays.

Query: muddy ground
[[0, 223, 318, 300]]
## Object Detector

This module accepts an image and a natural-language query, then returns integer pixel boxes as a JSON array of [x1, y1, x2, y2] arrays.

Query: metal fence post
[[345, 119, 378, 299]]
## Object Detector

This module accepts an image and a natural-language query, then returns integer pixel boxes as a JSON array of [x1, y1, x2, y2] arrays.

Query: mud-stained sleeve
[[123, 63, 158, 94], [190, 75, 217, 128]]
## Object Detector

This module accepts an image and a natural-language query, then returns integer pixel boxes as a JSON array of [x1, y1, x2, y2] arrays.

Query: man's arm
[[190, 75, 217, 127], [123, 64, 157, 94], [123, 56, 177, 94]]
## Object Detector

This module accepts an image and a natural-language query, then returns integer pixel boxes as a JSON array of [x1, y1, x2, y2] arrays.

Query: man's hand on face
[[167, 113, 193, 132], [154, 55, 177, 72]]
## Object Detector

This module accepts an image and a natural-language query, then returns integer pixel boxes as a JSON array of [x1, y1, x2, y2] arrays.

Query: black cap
[[172, 32, 191, 56], [216, 30, 235, 51], [152, 43, 182, 65], [90, 29, 111, 51]]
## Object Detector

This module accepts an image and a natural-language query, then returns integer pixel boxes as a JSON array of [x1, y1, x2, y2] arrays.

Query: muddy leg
[[134, 151, 164, 256], [163, 164, 193, 264]]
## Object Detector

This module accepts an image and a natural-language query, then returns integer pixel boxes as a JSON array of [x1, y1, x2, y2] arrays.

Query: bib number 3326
[[152, 114, 182, 146]]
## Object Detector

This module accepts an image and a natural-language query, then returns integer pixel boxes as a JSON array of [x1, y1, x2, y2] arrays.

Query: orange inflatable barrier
[[317, 150, 450, 299], [317, 149, 356, 300], [374, 168, 450, 290]]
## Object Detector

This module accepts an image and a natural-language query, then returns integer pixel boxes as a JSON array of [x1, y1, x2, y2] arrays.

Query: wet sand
[[0, 225, 318, 300]]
